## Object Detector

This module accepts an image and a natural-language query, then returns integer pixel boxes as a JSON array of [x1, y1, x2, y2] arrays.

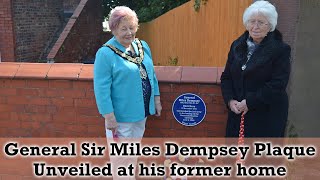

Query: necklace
[[127, 49, 148, 80], [241, 52, 253, 71], [103, 39, 147, 79], [242, 37, 258, 71]]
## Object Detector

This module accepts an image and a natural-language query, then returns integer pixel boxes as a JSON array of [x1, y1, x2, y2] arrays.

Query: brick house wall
[[12, 0, 64, 62], [47, 0, 105, 63], [0, 63, 227, 137], [0, 0, 16, 62], [0, 0, 105, 63], [64, 0, 81, 12]]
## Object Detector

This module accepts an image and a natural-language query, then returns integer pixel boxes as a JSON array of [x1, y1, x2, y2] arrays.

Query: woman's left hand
[[155, 103, 162, 116], [155, 96, 162, 116], [237, 99, 249, 115]]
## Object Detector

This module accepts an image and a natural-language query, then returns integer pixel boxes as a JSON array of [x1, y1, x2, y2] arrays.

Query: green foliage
[[286, 122, 299, 137], [194, 0, 208, 12], [103, 0, 190, 23], [194, 0, 201, 12], [102, 0, 135, 18], [35, 59, 46, 63], [168, 56, 179, 66], [59, 45, 65, 54]]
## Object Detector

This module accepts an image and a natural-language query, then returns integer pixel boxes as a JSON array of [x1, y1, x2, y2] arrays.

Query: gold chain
[[103, 39, 147, 79], [103, 38, 144, 65]]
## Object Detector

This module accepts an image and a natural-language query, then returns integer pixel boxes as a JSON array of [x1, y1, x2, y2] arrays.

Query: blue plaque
[[172, 93, 206, 126]]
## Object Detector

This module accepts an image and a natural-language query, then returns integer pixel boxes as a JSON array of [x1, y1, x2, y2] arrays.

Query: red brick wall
[[0, 63, 103, 137], [48, 0, 107, 63], [0, 63, 227, 137], [12, 0, 64, 62], [0, 79, 101, 137], [0, 0, 15, 62]]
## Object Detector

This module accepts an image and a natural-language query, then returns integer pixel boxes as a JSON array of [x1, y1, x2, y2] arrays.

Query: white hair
[[243, 0, 278, 32]]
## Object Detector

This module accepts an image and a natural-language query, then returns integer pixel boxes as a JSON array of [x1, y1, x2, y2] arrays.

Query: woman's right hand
[[229, 99, 241, 114], [104, 112, 118, 130]]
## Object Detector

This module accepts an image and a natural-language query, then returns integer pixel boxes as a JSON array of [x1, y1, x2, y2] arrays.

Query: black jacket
[[221, 29, 291, 137]]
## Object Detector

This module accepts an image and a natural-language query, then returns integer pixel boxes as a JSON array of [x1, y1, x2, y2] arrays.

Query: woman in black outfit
[[221, 0, 291, 137]]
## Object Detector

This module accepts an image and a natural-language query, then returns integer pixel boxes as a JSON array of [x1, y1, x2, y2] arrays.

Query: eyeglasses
[[247, 19, 269, 28]]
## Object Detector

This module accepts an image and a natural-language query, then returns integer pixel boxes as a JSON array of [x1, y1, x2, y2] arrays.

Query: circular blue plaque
[[172, 93, 206, 126]]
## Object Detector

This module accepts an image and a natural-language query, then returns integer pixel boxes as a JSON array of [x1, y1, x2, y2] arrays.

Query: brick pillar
[[287, 0, 320, 137], [267, 0, 300, 54], [0, 0, 15, 62]]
